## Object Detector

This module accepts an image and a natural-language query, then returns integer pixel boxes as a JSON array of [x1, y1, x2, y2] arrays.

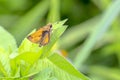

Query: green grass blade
[[89, 66, 120, 80], [74, 0, 120, 68], [59, 16, 100, 49], [47, 0, 60, 23]]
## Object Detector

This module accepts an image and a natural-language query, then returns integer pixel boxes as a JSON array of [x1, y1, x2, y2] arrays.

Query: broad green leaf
[[0, 26, 17, 53], [18, 19, 67, 57], [11, 52, 40, 76], [11, 20, 67, 77], [0, 77, 28, 80], [18, 38, 42, 54], [0, 61, 8, 77], [0, 52, 11, 77], [0, 26, 17, 77], [10, 58, 21, 78], [48, 53, 89, 80], [18, 19, 67, 56], [33, 68, 57, 80], [31, 53, 89, 80], [41, 19, 67, 57]]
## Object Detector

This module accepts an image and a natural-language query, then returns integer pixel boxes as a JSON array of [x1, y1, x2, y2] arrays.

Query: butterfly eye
[[27, 36, 32, 40]]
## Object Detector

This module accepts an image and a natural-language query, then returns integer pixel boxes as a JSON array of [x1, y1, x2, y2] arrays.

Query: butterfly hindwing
[[39, 31, 50, 46]]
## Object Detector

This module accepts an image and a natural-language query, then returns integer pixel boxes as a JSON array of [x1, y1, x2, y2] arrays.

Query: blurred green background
[[0, 0, 120, 80]]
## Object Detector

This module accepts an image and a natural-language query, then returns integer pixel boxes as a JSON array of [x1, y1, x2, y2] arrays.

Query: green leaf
[[41, 19, 67, 57], [0, 26, 17, 53], [18, 38, 42, 54], [0, 61, 8, 77], [18, 19, 67, 58], [0, 51, 12, 77], [0, 26, 17, 77], [48, 53, 89, 80], [31, 53, 89, 80], [10, 58, 20, 77], [33, 68, 57, 80], [10, 20, 67, 77], [11, 52, 41, 76]]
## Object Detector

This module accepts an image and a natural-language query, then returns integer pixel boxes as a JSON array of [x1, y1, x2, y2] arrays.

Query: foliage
[[0, 20, 89, 80], [0, 0, 120, 80]]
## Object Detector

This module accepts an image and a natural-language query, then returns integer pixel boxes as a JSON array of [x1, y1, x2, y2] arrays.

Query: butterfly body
[[27, 24, 52, 46]]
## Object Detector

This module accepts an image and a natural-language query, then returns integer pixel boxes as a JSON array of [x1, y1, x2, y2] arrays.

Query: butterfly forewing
[[27, 29, 43, 43], [27, 24, 52, 47]]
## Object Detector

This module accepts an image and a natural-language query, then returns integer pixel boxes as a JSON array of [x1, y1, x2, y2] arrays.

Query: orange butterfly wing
[[27, 29, 43, 43], [27, 24, 52, 46]]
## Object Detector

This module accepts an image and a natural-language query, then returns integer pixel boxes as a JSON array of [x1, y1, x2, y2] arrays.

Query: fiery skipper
[[27, 24, 52, 47]]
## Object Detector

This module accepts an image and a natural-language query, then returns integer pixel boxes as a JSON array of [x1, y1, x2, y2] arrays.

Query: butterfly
[[27, 24, 52, 47]]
